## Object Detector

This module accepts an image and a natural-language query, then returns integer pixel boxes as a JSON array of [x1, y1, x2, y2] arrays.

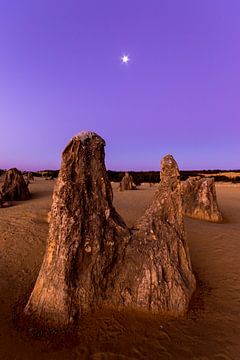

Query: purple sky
[[0, 0, 239, 171]]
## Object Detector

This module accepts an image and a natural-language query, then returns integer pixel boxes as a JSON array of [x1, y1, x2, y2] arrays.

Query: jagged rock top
[[160, 154, 179, 179], [72, 131, 105, 145], [160, 155, 180, 193], [63, 131, 105, 156]]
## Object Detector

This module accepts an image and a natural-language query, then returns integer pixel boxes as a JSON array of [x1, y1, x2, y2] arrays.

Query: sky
[[0, 0, 239, 171]]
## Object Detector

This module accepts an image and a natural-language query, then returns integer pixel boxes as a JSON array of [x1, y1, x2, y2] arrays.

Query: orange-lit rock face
[[25, 133, 195, 330]]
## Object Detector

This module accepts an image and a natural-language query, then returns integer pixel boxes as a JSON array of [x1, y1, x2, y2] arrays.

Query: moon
[[121, 54, 130, 64]]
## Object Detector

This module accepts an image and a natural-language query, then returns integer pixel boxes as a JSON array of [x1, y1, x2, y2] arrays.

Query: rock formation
[[105, 155, 196, 314], [1, 168, 30, 201], [27, 172, 34, 181], [181, 176, 223, 222], [24, 133, 195, 330], [24, 132, 130, 328], [119, 172, 136, 191]]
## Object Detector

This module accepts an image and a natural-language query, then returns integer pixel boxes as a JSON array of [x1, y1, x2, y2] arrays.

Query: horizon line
[[1, 167, 240, 173]]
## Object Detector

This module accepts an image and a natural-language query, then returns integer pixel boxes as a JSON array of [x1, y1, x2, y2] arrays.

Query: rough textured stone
[[181, 176, 223, 222], [24, 131, 130, 328], [105, 155, 196, 314], [119, 172, 136, 191], [1, 168, 30, 201], [24, 134, 195, 330]]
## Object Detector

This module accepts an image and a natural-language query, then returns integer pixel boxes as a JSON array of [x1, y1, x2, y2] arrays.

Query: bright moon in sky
[[121, 54, 130, 64]]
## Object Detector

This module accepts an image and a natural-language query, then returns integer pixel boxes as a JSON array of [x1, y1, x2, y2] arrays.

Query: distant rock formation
[[27, 172, 34, 181], [1, 168, 30, 201], [181, 176, 223, 222], [40, 170, 59, 179], [24, 133, 195, 330], [119, 172, 136, 191], [45, 175, 54, 180]]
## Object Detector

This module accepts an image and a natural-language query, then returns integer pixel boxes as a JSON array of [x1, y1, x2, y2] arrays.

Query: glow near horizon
[[0, 1, 239, 171]]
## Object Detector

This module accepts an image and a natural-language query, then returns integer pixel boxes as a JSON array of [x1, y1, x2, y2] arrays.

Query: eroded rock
[[27, 172, 34, 181], [24, 131, 130, 328], [24, 134, 195, 330], [181, 176, 223, 222], [105, 155, 196, 314], [119, 172, 136, 191], [1, 168, 30, 201]]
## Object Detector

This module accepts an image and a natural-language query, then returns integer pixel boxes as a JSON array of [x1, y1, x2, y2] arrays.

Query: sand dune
[[0, 179, 240, 359]]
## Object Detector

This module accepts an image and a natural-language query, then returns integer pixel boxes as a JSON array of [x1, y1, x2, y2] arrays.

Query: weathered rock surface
[[24, 133, 195, 329], [1, 168, 30, 201], [105, 155, 196, 314], [181, 176, 223, 222], [119, 172, 136, 191], [24, 132, 130, 328]]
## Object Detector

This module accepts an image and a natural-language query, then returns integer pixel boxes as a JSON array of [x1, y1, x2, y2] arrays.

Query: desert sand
[[200, 172, 240, 179], [0, 178, 240, 359]]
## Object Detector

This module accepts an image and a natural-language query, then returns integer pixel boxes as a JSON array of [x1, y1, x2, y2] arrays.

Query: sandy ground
[[200, 172, 240, 179], [0, 179, 240, 359]]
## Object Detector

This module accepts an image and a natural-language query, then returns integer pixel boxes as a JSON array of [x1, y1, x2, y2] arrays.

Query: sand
[[0, 178, 240, 359], [200, 172, 240, 179]]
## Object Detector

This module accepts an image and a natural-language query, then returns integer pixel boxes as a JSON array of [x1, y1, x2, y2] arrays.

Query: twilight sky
[[0, 0, 239, 171]]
